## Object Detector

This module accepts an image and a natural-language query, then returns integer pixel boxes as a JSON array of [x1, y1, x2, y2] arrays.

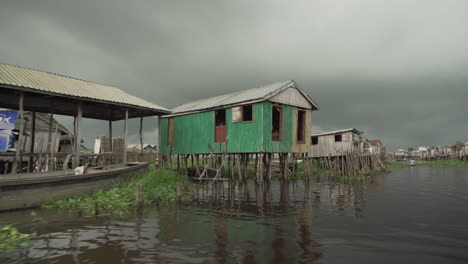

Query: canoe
[[0, 162, 148, 212]]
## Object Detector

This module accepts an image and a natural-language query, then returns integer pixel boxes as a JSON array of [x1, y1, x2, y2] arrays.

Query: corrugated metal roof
[[0, 63, 170, 113], [169, 80, 319, 115], [312, 128, 363, 137]]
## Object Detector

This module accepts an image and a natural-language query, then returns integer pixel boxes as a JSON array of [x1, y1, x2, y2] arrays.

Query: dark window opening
[[242, 105, 253, 122], [335, 134, 342, 142], [215, 109, 226, 127], [296, 110, 306, 143], [272, 106, 283, 141], [215, 109, 227, 142], [168, 118, 174, 146], [312, 136, 318, 145]]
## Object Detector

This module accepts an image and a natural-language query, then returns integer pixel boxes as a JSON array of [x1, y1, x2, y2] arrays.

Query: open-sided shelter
[[0, 63, 170, 174]]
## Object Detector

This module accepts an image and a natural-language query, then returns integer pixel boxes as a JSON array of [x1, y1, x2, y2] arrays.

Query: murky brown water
[[1, 167, 468, 263]]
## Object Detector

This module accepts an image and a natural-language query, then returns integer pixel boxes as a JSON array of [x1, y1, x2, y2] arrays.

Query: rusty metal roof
[[168, 80, 319, 116], [0, 63, 169, 113]]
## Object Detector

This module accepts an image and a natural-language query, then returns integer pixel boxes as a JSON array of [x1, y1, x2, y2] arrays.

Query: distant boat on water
[[410, 159, 416, 166]]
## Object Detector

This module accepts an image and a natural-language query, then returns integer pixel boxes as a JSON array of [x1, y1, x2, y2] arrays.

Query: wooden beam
[[12, 93, 25, 174], [74, 102, 82, 167], [139, 116, 144, 154], [123, 109, 128, 163]]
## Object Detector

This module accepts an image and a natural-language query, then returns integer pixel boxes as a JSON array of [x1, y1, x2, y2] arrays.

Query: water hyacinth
[[42, 167, 190, 215], [0, 226, 35, 253]]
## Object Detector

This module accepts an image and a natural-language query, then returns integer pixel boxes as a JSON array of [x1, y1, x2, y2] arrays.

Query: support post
[[74, 102, 82, 167], [46, 105, 54, 171], [157, 115, 161, 169], [123, 109, 128, 164], [139, 116, 144, 154], [29, 111, 36, 172], [108, 120, 113, 152], [12, 93, 25, 174]]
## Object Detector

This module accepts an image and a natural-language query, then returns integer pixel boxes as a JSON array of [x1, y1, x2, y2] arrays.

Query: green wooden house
[[160, 80, 319, 155]]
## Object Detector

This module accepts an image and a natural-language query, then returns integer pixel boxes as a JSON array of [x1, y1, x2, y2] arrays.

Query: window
[[272, 105, 283, 141], [335, 134, 342, 142], [232, 105, 253, 122], [215, 109, 227, 142], [312, 136, 318, 145], [168, 118, 174, 146], [296, 110, 306, 143], [242, 105, 253, 122]]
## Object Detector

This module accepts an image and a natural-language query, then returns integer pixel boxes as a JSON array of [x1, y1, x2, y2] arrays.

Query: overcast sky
[[1, 0, 467, 151]]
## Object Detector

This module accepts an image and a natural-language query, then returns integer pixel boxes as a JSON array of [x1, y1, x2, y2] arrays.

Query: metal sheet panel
[[0, 64, 169, 113]]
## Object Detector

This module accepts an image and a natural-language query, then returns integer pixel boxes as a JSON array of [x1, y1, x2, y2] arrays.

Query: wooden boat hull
[[0, 162, 148, 212]]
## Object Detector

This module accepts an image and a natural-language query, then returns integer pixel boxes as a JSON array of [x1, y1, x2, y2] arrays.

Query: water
[[2, 167, 468, 263]]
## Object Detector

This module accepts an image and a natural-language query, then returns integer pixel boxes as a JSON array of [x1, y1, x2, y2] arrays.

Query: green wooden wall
[[160, 101, 298, 155]]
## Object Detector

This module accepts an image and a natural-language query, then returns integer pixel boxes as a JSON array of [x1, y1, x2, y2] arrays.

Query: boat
[[0, 162, 148, 212], [409, 159, 416, 166]]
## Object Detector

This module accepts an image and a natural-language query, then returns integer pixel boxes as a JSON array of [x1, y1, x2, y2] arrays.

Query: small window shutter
[[232, 107, 241, 122]]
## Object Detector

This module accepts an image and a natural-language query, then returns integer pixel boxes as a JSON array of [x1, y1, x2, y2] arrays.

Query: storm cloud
[[1, 0, 467, 150]]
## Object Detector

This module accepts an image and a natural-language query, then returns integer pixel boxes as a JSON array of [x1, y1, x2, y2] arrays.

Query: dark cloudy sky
[[1, 0, 467, 151]]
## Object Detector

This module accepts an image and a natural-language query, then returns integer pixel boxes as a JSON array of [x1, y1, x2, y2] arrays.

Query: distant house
[[159, 80, 319, 155], [369, 139, 384, 155], [395, 149, 409, 160], [127, 144, 158, 152], [310, 128, 368, 158]]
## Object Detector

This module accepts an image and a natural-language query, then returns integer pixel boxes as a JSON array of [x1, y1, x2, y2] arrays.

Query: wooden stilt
[[237, 154, 242, 180]]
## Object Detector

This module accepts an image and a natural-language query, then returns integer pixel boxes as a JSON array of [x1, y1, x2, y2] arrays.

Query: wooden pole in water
[[74, 101, 82, 168], [237, 154, 242, 180], [12, 93, 25, 174], [177, 154, 180, 171], [254, 153, 259, 180], [267, 153, 272, 180], [177, 183, 183, 202], [259, 153, 264, 181], [135, 184, 143, 208], [123, 109, 128, 164]]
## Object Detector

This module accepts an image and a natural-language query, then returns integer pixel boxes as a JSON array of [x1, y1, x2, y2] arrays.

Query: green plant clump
[[42, 168, 189, 215], [418, 160, 468, 168], [0, 226, 35, 253]]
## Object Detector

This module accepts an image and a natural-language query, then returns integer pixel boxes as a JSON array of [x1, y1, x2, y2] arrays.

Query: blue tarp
[[0, 111, 18, 151], [0, 111, 18, 130]]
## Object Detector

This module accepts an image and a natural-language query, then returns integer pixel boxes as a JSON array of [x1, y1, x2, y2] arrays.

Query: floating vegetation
[[42, 167, 191, 216], [0, 226, 35, 253], [387, 160, 468, 168]]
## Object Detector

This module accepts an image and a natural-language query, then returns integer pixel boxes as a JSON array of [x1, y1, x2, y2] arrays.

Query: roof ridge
[[172, 80, 293, 109], [0, 62, 119, 90]]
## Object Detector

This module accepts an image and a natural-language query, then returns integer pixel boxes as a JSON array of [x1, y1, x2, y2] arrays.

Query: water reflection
[[4, 169, 468, 263]]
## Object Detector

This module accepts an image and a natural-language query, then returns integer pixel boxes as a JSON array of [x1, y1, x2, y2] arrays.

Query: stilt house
[[310, 128, 366, 158], [160, 80, 319, 155]]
